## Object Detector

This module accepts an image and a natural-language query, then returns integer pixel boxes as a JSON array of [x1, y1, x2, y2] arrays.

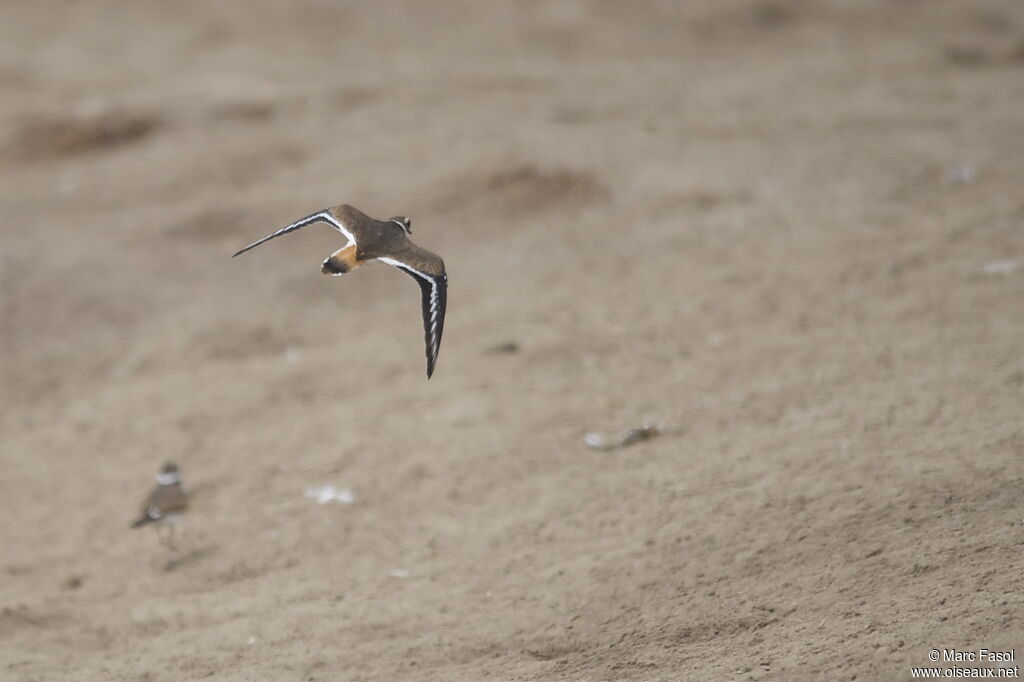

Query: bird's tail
[[130, 516, 154, 529], [321, 244, 361, 276]]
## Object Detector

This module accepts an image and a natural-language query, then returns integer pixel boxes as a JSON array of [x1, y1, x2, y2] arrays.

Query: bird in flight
[[233, 204, 447, 378]]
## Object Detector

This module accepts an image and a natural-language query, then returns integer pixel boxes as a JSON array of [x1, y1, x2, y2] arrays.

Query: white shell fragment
[[944, 164, 976, 184], [975, 260, 1020, 276], [304, 485, 355, 505], [585, 420, 661, 451], [285, 345, 303, 364]]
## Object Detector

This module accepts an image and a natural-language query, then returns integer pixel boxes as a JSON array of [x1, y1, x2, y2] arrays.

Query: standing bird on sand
[[233, 204, 448, 378], [131, 462, 189, 548]]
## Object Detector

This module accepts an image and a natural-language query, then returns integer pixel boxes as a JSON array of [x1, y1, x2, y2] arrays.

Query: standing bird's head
[[156, 462, 180, 485], [389, 217, 412, 235]]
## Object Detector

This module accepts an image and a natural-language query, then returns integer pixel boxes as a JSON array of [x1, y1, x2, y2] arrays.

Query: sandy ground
[[2, 1, 1023, 680]]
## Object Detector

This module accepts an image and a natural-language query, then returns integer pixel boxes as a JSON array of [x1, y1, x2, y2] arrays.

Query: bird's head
[[389, 216, 412, 235], [156, 462, 180, 486]]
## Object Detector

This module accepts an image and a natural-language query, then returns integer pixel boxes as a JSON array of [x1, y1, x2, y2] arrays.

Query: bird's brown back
[[329, 204, 443, 271]]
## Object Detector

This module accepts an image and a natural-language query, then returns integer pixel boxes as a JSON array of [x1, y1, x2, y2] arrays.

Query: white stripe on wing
[[378, 256, 445, 374], [233, 210, 355, 257]]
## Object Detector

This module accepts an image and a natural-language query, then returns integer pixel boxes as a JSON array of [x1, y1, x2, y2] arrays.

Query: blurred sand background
[[2, 1, 1023, 680]]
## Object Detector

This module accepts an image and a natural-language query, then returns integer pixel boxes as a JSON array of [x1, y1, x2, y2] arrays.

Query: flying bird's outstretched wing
[[379, 249, 447, 378], [233, 209, 355, 258]]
